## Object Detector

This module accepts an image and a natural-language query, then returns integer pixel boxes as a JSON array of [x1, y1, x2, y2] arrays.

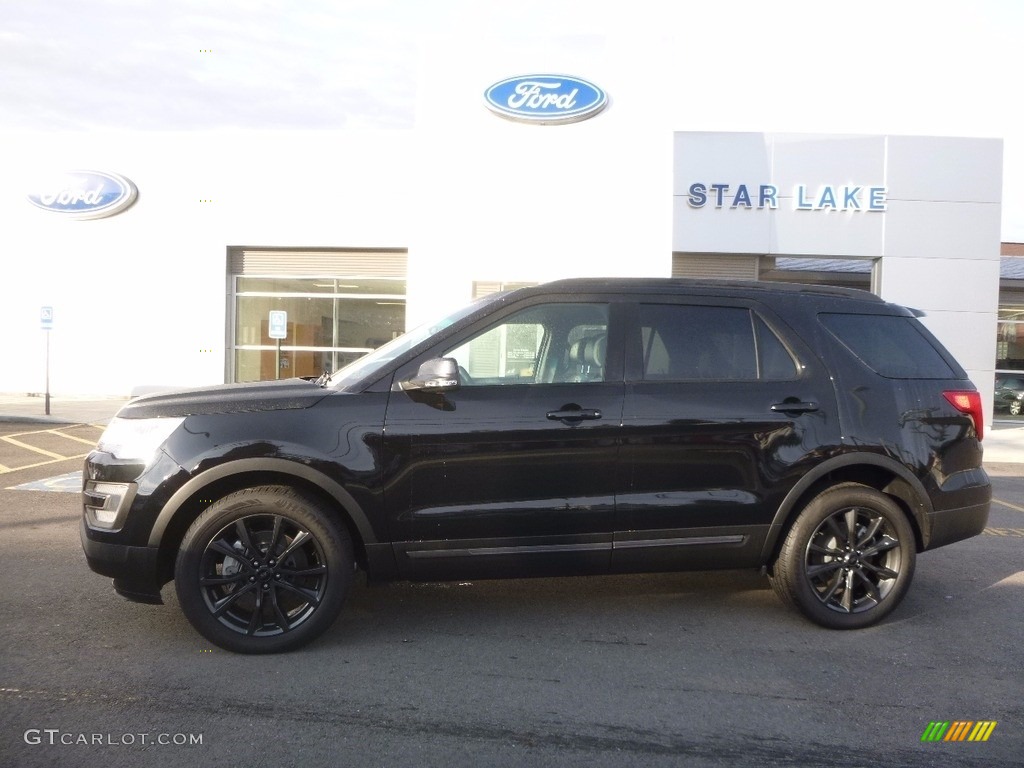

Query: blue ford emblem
[[484, 74, 607, 124], [28, 170, 138, 219]]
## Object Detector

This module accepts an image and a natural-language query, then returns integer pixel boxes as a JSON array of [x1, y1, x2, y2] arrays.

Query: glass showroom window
[[995, 304, 1024, 421], [233, 277, 406, 382], [996, 305, 1024, 371]]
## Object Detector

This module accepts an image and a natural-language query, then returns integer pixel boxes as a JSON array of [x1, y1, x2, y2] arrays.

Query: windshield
[[328, 294, 502, 390]]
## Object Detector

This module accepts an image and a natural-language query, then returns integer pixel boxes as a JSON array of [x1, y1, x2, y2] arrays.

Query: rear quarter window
[[819, 313, 957, 379]]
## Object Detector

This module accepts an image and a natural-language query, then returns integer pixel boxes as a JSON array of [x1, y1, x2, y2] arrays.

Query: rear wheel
[[770, 483, 916, 629], [175, 486, 353, 653]]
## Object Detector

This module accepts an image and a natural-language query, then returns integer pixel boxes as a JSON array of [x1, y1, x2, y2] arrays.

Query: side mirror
[[401, 358, 460, 392]]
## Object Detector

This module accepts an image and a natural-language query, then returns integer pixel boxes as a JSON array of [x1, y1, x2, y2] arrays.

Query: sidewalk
[[0, 393, 128, 426], [979, 422, 1024, 465], [2, 392, 1023, 462]]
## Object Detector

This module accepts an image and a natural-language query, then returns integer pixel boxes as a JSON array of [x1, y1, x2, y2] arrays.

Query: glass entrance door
[[232, 276, 406, 382]]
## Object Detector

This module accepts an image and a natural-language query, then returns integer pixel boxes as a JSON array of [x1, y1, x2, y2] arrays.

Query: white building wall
[[406, 34, 673, 327], [1, 130, 412, 395], [876, 136, 1003, 425]]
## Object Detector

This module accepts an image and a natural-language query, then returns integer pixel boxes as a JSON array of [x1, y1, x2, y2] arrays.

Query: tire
[[770, 483, 916, 629], [175, 485, 353, 654]]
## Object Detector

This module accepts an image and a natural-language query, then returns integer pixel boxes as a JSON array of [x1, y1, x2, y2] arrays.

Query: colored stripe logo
[[921, 721, 997, 742]]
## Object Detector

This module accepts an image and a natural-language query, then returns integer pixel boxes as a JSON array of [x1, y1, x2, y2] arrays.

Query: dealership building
[[2, 64, 1017, 424]]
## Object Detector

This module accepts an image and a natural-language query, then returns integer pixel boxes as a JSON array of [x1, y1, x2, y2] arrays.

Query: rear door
[[612, 297, 840, 571]]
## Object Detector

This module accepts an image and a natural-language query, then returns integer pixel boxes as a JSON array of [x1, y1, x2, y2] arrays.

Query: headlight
[[96, 416, 185, 463]]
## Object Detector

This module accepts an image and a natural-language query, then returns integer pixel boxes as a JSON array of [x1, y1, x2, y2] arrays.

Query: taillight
[[943, 390, 984, 441]]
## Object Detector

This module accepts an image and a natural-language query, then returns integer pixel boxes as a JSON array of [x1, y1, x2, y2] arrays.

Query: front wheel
[[770, 483, 916, 629], [175, 486, 353, 653]]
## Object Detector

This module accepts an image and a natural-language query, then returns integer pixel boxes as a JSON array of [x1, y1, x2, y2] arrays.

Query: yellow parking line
[[0, 436, 68, 460], [992, 497, 1024, 514], [5, 427, 65, 439], [4, 424, 102, 437], [48, 429, 100, 446], [0, 454, 89, 475]]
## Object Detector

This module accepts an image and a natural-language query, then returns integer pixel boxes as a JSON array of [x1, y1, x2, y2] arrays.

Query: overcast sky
[[3, 0, 1022, 239]]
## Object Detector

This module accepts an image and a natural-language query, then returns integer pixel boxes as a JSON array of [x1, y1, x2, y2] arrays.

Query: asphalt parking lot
[[0, 422, 1021, 768], [0, 423, 104, 476]]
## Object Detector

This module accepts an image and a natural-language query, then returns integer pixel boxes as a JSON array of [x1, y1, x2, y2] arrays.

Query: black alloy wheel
[[771, 483, 916, 629], [176, 486, 353, 653]]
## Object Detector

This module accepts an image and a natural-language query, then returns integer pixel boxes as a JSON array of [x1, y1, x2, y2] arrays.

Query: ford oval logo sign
[[484, 74, 607, 125], [28, 170, 138, 220]]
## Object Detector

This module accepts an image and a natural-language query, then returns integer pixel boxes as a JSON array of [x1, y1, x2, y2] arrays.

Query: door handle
[[547, 408, 602, 422], [770, 400, 819, 415]]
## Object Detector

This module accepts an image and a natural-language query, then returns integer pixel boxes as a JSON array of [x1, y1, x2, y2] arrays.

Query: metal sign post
[[40, 306, 53, 415], [268, 310, 288, 380]]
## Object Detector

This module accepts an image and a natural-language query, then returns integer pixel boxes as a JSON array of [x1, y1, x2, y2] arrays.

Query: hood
[[117, 378, 332, 419]]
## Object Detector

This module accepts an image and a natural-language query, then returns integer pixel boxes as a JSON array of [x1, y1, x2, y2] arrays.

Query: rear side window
[[638, 304, 798, 381], [819, 313, 957, 379]]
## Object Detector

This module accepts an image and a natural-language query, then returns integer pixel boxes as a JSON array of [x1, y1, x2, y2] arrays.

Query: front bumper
[[80, 519, 164, 604]]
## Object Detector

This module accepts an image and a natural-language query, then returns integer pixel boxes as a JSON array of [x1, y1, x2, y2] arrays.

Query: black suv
[[82, 279, 991, 653], [994, 374, 1024, 416]]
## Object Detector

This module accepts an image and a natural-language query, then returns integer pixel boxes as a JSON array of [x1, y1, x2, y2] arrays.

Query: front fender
[[147, 457, 379, 548]]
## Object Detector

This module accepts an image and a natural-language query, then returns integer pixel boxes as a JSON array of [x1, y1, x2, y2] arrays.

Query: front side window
[[445, 303, 609, 386], [328, 293, 502, 391], [638, 304, 797, 381]]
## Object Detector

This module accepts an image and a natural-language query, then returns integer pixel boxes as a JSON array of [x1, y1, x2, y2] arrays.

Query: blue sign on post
[[40, 306, 54, 414], [268, 311, 288, 380], [268, 310, 288, 340]]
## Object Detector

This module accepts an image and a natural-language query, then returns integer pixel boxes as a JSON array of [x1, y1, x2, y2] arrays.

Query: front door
[[383, 300, 625, 579]]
